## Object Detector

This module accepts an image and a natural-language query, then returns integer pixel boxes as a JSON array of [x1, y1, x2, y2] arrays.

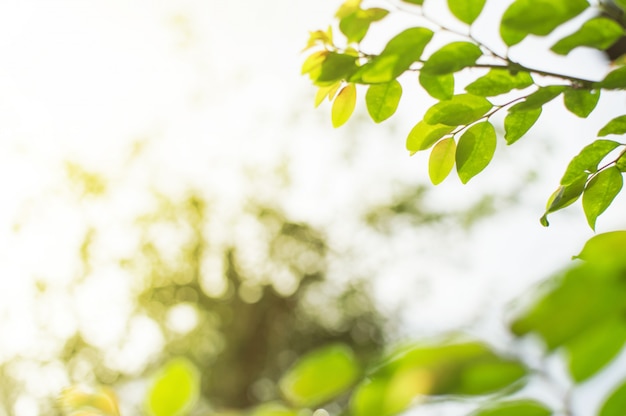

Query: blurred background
[[0, 0, 623, 415]]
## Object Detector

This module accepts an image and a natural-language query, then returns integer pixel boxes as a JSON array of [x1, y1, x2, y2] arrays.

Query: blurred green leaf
[[540, 175, 587, 226], [600, 379, 626, 416], [596, 66, 626, 90], [249, 403, 300, 416], [560, 140, 620, 186], [309, 52, 359, 86], [424, 94, 492, 126], [455, 360, 526, 395], [510, 86, 566, 112], [146, 358, 200, 416], [456, 122, 497, 184], [401, 0, 423, 4], [465, 68, 533, 96], [447, 0, 487, 24], [419, 72, 454, 100], [551, 17, 624, 55], [366, 80, 402, 123], [421, 42, 482, 75], [279, 344, 360, 407], [582, 166, 623, 230], [575, 231, 626, 266], [429, 138, 456, 185], [406, 121, 455, 154], [617, 150, 626, 172], [339, 7, 389, 44], [351, 27, 433, 83], [504, 105, 541, 145], [332, 83, 357, 128], [500, 0, 589, 46], [598, 115, 626, 136], [471, 399, 552, 416], [563, 88, 600, 118]]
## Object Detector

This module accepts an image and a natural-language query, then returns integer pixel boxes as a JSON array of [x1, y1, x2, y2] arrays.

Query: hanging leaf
[[339, 7, 389, 44], [582, 166, 623, 230], [510, 86, 566, 112], [539, 175, 587, 226], [335, 0, 362, 19], [419, 72, 455, 100], [596, 66, 626, 90], [332, 83, 357, 127], [351, 27, 433, 83], [424, 94, 492, 126], [309, 52, 359, 86], [146, 358, 200, 416], [504, 105, 542, 145], [600, 379, 626, 416], [447, 0, 487, 25], [365, 80, 402, 123], [560, 140, 621, 186], [500, 0, 589, 46], [598, 115, 626, 136], [314, 82, 342, 107], [301, 50, 329, 75], [279, 344, 360, 407], [563, 88, 600, 118], [406, 121, 455, 154], [465, 68, 533, 96], [429, 138, 456, 185], [575, 231, 626, 265], [551, 17, 625, 55], [421, 42, 483, 75], [456, 121, 497, 184], [470, 399, 552, 416]]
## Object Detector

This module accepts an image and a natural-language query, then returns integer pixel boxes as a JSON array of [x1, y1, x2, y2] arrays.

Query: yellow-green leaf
[[332, 83, 357, 128], [456, 121, 497, 183], [560, 139, 620, 186], [365, 80, 402, 123], [504, 105, 541, 145], [563, 88, 600, 118], [596, 66, 626, 90], [471, 400, 552, 416], [429, 138, 456, 185], [419, 72, 454, 100], [551, 17, 625, 55], [465, 68, 534, 96], [600, 379, 626, 416], [540, 175, 587, 227], [424, 94, 492, 126], [314, 82, 341, 107], [582, 166, 623, 230], [447, 0, 487, 24], [406, 121, 455, 154], [599, 115, 626, 136], [146, 358, 200, 416], [421, 42, 482, 75]]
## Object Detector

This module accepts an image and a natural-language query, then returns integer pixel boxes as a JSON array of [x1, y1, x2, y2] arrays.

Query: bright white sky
[[0, 0, 624, 415]]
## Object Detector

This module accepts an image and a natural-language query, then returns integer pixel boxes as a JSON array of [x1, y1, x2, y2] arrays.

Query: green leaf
[[339, 8, 389, 44], [599, 115, 626, 136], [454, 360, 526, 395], [421, 42, 482, 75], [365, 80, 402, 123], [551, 17, 625, 55], [335, 0, 362, 19], [429, 138, 456, 185], [540, 175, 587, 227], [566, 318, 626, 382], [582, 166, 623, 230], [504, 105, 542, 145], [424, 94, 492, 126], [351, 27, 433, 83], [406, 121, 455, 154], [563, 88, 600, 118], [560, 140, 621, 186], [617, 150, 626, 172], [471, 400, 552, 416], [401, 0, 424, 4], [332, 83, 357, 128], [146, 358, 200, 416], [419, 72, 454, 100], [575, 231, 626, 265], [465, 68, 534, 96], [309, 52, 359, 86], [456, 121, 497, 184], [511, 86, 566, 112], [302, 50, 329, 75], [600, 379, 626, 416], [250, 403, 299, 416], [500, 0, 589, 46], [279, 344, 360, 407], [447, 0, 487, 24], [596, 66, 626, 90]]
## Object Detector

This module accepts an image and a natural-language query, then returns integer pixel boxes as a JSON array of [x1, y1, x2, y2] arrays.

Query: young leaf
[[540, 175, 587, 226], [335, 0, 362, 19], [302, 51, 329, 75], [447, 0, 487, 25], [617, 150, 626, 172], [146, 358, 200, 416], [421, 42, 483, 75], [551, 17, 625, 55], [339, 8, 389, 44], [332, 83, 357, 128], [314, 82, 341, 107], [351, 27, 433, 83], [566, 318, 626, 383], [582, 166, 623, 230], [419, 72, 454, 100], [470, 399, 552, 416], [504, 105, 542, 145], [429, 138, 456, 185], [500, 0, 589, 45], [424, 94, 492, 126], [455, 121, 497, 184], [596, 66, 626, 90], [310, 52, 359, 86], [406, 121, 455, 153], [510, 86, 566, 112], [563, 88, 600, 118], [465, 68, 533, 96], [599, 379, 626, 416], [560, 140, 621, 186], [598, 115, 626, 136], [365, 80, 402, 123]]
